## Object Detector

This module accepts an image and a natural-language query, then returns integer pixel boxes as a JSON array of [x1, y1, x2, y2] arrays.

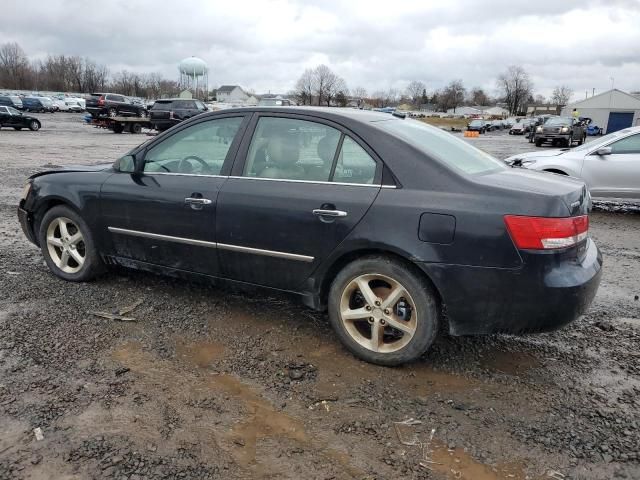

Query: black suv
[[86, 93, 147, 118], [149, 99, 208, 131]]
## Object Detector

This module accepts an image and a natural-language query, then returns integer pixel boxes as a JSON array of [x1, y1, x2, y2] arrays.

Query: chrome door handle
[[185, 197, 212, 205], [313, 209, 348, 218]]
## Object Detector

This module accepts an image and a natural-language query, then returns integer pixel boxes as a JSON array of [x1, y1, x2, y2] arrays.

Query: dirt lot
[[1, 113, 639, 480]]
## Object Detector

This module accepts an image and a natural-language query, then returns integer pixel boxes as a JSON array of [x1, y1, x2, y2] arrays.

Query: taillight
[[98, 96, 105, 106], [504, 215, 589, 250]]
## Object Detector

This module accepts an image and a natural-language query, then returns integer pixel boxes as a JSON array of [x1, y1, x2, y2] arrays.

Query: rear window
[[151, 101, 172, 109], [375, 119, 505, 175]]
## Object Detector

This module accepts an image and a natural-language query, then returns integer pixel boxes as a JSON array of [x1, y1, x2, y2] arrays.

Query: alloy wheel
[[339, 274, 417, 354], [46, 217, 86, 274]]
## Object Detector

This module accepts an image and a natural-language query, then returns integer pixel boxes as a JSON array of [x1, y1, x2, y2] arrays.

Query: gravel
[[0, 113, 638, 479]]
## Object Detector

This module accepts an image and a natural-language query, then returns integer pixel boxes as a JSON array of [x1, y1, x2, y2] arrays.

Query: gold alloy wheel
[[46, 217, 86, 274], [339, 273, 417, 354]]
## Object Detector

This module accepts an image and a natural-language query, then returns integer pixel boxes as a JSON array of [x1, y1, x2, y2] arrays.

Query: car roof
[[203, 106, 401, 124]]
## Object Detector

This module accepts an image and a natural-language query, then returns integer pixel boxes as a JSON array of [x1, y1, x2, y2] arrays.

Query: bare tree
[[469, 87, 489, 106], [534, 94, 547, 104], [326, 76, 348, 106], [551, 85, 572, 105], [352, 86, 367, 107], [496, 66, 533, 115], [405, 80, 426, 105], [293, 68, 314, 105], [0, 42, 30, 89], [440, 80, 466, 112]]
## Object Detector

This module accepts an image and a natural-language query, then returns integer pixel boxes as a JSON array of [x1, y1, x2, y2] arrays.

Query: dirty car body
[[18, 107, 602, 364]]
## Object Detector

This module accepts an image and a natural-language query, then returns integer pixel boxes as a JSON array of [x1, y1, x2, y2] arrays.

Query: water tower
[[179, 56, 208, 99]]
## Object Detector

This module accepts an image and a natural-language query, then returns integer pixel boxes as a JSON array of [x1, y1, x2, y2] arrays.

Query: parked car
[[587, 124, 603, 136], [149, 98, 208, 131], [38, 97, 57, 112], [505, 126, 640, 203], [86, 93, 148, 118], [534, 116, 587, 147], [53, 99, 70, 111], [509, 123, 526, 135], [65, 100, 84, 112], [22, 97, 49, 113], [0, 106, 41, 131], [466, 119, 487, 133], [258, 98, 292, 106], [491, 120, 504, 130], [0, 95, 23, 110], [17, 107, 602, 366]]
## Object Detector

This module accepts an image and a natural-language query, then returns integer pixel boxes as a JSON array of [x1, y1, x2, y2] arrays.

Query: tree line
[[0, 42, 181, 98]]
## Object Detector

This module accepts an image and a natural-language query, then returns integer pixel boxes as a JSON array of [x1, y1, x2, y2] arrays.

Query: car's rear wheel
[[38, 205, 104, 282], [108, 107, 117, 117], [328, 256, 439, 366], [29, 120, 40, 131]]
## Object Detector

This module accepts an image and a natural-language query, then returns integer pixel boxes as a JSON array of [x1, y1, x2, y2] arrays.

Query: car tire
[[108, 108, 117, 117], [113, 123, 124, 134], [38, 205, 104, 282], [328, 256, 439, 366], [129, 123, 142, 134], [28, 120, 40, 131]]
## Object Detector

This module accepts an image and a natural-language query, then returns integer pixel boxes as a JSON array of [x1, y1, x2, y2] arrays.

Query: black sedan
[[17, 107, 602, 365], [0, 106, 41, 131], [466, 119, 487, 133]]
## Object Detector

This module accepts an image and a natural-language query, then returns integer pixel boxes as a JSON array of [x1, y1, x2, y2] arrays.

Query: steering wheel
[[179, 155, 209, 173]]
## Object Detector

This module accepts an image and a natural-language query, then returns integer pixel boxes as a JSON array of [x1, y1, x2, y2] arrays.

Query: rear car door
[[216, 113, 381, 291], [99, 114, 249, 274], [583, 133, 640, 199]]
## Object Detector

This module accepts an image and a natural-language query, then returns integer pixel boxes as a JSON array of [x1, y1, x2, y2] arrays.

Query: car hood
[[29, 163, 113, 180], [503, 148, 568, 163]]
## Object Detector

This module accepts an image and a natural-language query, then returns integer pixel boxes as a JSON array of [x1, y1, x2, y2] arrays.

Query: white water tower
[[179, 56, 209, 99]]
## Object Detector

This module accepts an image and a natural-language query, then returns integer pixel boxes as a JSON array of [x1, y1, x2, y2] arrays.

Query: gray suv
[[534, 117, 586, 147]]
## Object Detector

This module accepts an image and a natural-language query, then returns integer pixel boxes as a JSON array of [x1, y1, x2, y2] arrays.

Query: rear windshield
[[375, 119, 505, 175]]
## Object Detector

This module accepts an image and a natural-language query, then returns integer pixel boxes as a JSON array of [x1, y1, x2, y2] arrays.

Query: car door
[[99, 114, 249, 275], [582, 132, 640, 199], [216, 113, 381, 291], [0, 106, 9, 126]]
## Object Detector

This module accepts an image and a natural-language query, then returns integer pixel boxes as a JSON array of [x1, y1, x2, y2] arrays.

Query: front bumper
[[18, 203, 37, 245], [420, 238, 603, 335]]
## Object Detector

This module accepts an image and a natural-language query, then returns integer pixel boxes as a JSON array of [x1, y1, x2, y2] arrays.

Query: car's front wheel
[[29, 120, 40, 131], [38, 205, 104, 282], [328, 256, 439, 366]]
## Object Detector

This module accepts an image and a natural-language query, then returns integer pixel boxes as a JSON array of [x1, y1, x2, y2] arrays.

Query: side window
[[609, 134, 640, 154], [143, 117, 243, 175], [243, 117, 340, 181], [332, 137, 377, 184]]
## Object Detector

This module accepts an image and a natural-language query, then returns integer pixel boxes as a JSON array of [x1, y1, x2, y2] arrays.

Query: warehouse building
[[561, 89, 640, 134]]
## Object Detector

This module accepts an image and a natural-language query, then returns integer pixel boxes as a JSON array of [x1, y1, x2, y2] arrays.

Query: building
[[482, 106, 508, 117], [561, 89, 640, 134], [526, 104, 563, 116], [216, 85, 250, 103]]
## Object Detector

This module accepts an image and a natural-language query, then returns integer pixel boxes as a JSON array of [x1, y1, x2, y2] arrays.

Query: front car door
[[216, 113, 381, 291], [0, 106, 10, 126], [582, 132, 640, 199], [99, 114, 249, 274]]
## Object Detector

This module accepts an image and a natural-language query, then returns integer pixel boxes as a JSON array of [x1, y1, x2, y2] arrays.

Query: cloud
[[1, 0, 639, 97]]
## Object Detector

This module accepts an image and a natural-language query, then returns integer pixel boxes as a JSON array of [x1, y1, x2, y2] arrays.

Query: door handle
[[313, 209, 348, 218], [185, 197, 212, 205]]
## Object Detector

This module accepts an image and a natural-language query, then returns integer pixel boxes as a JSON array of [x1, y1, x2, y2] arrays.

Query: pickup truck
[[86, 93, 147, 118], [534, 116, 586, 147]]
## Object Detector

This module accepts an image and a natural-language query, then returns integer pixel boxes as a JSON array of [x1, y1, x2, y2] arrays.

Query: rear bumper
[[151, 119, 180, 130], [420, 238, 602, 335]]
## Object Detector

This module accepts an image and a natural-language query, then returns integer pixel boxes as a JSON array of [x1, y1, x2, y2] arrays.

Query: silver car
[[504, 126, 640, 203]]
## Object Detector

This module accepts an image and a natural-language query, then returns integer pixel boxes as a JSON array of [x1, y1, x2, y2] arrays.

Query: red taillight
[[98, 96, 105, 106], [504, 215, 589, 250]]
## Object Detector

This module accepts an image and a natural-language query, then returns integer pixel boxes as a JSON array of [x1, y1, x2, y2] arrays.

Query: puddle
[[431, 442, 526, 480], [478, 351, 540, 375], [175, 339, 225, 368]]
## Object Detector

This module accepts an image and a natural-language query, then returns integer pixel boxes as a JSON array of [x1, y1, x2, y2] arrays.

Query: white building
[[216, 85, 250, 103], [561, 89, 640, 134], [483, 106, 509, 117], [446, 106, 482, 116]]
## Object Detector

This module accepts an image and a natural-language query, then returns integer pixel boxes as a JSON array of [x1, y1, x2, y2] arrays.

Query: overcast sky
[[2, 0, 639, 99]]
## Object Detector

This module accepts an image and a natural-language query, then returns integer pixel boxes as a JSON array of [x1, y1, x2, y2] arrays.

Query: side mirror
[[596, 147, 612, 156], [115, 154, 136, 173]]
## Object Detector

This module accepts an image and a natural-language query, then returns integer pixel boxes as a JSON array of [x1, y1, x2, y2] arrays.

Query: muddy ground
[[0, 113, 638, 480]]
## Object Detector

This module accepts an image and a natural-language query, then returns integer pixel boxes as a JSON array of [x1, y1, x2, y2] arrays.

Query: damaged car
[[18, 107, 602, 365]]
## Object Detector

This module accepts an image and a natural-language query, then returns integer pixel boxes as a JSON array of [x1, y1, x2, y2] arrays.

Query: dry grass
[[418, 117, 469, 129]]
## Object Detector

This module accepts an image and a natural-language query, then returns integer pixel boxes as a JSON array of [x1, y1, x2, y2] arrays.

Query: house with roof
[[561, 89, 640, 133], [216, 85, 250, 103]]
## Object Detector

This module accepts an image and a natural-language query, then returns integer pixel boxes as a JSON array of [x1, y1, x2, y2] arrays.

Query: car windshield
[[572, 129, 632, 152], [7, 106, 20, 115], [469, 120, 483, 126], [545, 117, 570, 126], [376, 119, 505, 175]]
